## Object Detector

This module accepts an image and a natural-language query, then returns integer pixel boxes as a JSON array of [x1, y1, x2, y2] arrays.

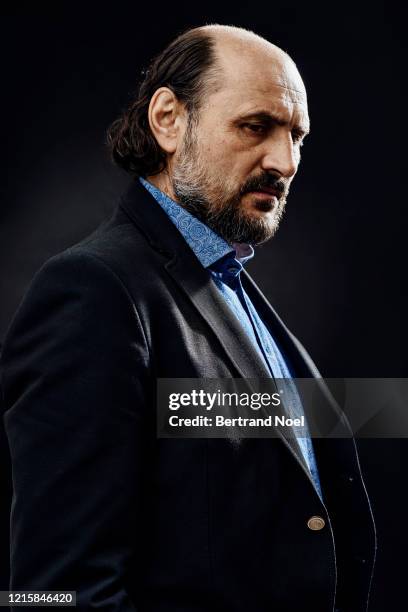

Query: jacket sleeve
[[1, 249, 152, 610]]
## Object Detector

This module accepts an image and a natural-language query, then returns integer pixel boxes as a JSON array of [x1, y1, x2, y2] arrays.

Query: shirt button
[[307, 516, 326, 531]]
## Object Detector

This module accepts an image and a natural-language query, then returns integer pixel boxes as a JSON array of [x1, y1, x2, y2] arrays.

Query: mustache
[[240, 173, 288, 198]]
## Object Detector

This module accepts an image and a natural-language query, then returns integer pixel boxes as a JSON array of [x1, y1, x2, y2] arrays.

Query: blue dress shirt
[[139, 177, 322, 498]]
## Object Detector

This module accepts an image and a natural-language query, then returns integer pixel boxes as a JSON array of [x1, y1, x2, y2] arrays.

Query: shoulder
[[61, 202, 166, 294], [0, 242, 151, 399], [22, 200, 158, 306], [2, 237, 147, 363], [71, 205, 155, 274], [20, 244, 132, 313]]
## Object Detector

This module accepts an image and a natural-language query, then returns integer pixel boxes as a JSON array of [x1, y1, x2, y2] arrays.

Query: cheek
[[202, 138, 254, 173], [198, 121, 240, 158], [197, 128, 259, 182], [199, 135, 231, 162]]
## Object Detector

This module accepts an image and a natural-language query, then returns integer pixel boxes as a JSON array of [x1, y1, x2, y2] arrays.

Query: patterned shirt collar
[[139, 177, 254, 268]]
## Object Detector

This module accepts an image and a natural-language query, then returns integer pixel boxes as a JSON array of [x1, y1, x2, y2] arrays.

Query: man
[[1, 25, 376, 611]]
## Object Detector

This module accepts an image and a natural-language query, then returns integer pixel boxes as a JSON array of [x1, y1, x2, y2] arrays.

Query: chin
[[246, 209, 276, 224]]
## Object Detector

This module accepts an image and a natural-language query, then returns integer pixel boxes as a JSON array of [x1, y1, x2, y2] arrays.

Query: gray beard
[[171, 122, 287, 245], [173, 180, 286, 245]]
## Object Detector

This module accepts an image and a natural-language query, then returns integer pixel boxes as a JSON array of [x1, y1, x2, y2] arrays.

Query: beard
[[171, 120, 290, 245]]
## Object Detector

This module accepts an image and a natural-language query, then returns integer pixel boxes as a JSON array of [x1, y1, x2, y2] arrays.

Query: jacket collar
[[139, 177, 236, 268]]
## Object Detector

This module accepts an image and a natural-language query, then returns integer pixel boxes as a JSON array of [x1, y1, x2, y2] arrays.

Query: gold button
[[307, 515, 325, 531]]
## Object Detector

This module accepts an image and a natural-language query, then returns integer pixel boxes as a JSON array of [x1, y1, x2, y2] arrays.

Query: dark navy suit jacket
[[1, 180, 376, 611]]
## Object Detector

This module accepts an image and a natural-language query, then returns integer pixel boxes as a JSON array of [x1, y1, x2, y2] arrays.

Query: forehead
[[211, 40, 309, 126]]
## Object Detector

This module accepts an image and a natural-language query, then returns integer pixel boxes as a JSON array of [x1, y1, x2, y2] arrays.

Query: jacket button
[[307, 515, 326, 531]]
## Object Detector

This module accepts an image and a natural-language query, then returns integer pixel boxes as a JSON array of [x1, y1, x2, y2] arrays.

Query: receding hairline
[[197, 24, 295, 66], [191, 24, 303, 96]]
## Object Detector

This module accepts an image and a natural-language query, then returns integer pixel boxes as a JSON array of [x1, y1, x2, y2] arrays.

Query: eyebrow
[[235, 110, 310, 136]]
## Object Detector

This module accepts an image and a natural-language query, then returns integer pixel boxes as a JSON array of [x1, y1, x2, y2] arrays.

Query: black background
[[0, 2, 406, 608]]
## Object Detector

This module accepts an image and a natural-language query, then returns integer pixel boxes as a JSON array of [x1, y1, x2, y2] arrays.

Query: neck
[[146, 171, 178, 202]]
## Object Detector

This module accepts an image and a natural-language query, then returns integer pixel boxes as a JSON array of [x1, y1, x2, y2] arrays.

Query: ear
[[148, 87, 186, 155]]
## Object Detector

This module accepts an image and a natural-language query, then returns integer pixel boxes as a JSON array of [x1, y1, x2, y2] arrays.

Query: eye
[[292, 130, 305, 146], [242, 123, 267, 135]]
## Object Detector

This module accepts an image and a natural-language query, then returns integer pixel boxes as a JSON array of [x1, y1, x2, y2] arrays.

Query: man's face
[[171, 42, 310, 245]]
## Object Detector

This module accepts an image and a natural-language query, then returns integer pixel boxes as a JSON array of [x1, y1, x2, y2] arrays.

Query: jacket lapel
[[164, 252, 271, 379]]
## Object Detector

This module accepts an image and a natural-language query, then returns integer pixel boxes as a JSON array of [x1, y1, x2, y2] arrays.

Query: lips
[[245, 191, 277, 212], [256, 187, 279, 196], [246, 186, 280, 198], [249, 189, 279, 199]]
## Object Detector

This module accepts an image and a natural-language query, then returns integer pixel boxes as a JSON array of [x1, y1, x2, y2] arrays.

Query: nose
[[261, 128, 298, 179]]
